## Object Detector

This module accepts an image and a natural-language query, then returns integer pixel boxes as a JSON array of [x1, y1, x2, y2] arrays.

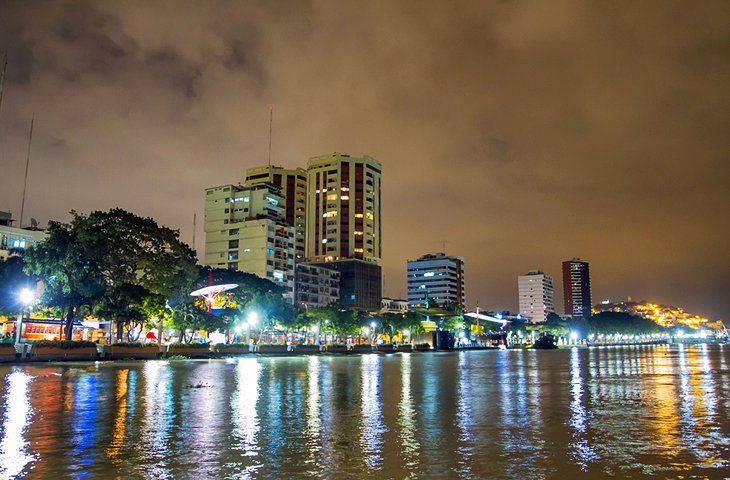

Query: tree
[[24, 209, 199, 341]]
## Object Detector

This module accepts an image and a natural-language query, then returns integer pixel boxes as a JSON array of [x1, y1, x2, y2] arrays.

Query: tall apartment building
[[305, 153, 382, 310], [517, 270, 555, 323], [305, 153, 381, 263], [562, 257, 592, 318], [244, 165, 307, 260], [407, 253, 465, 310], [204, 183, 296, 302]]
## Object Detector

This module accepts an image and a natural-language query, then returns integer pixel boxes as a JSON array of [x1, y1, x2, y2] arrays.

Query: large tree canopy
[[23, 208, 198, 340]]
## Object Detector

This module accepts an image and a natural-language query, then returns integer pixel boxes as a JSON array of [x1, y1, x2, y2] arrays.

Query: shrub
[[326, 343, 345, 347], [169, 343, 210, 349], [416, 343, 431, 348], [112, 342, 150, 348], [217, 343, 250, 349], [0, 343, 15, 348], [32, 340, 97, 350]]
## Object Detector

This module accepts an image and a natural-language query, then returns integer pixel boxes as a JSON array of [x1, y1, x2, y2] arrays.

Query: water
[[1, 345, 729, 479]]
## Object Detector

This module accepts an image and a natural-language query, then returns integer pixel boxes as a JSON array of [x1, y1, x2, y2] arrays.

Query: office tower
[[305, 153, 382, 310], [517, 270, 555, 323], [305, 153, 381, 263], [244, 165, 307, 260], [562, 257, 592, 318], [204, 183, 295, 302], [407, 253, 465, 310]]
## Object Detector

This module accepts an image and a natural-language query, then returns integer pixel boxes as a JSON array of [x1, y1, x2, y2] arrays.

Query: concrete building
[[407, 253, 465, 310], [245, 165, 307, 261], [562, 257, 592, 318], [204, 183, 295, 302], [381, 298, 409, 314], [305, 153, 381, 264], [0, 211, 46, 260], [295, 263, 340, 309], [517, 270, 554, 323], [310, 259, 381, 310]]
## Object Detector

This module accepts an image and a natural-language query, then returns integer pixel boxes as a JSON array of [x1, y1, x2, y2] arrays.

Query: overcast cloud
[[0, 0, 728, 318]]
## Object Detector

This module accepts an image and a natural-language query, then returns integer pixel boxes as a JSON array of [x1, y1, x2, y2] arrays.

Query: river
[[0, 344, 728, 479]]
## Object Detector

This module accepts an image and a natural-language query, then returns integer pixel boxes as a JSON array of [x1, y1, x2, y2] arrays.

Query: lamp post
[[16, 287, 35, 344], [247, 311, 258, 344]]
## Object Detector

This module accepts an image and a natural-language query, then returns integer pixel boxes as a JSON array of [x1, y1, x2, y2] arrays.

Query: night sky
[[0, 1, 728, 319]]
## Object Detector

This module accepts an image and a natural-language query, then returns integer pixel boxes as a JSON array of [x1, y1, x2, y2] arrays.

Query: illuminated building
[[381, 298, 409, 314], [204, 183, 295, 302], [407, 253, 465, 310], [305, 153, 382, 310], [0, 211, 46, 260], [305, 153, 381, 263], [562, 257, 592, 318], [244, 165, 307, 261], [518, 270, 554, 323], [595, 299, 716, 330]]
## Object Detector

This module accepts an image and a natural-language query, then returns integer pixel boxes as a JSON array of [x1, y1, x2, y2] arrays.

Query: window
[[229, 229, 239, 235], [228, 240, 239, 249], [228, 252, 239, 260]]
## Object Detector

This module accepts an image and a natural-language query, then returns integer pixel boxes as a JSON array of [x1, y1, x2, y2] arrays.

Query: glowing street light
[[16, 287, 35, 344]]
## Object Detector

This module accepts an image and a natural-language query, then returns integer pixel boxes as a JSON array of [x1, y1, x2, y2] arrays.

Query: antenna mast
[[192, 213, 197, 250], [0, 51, 7, 115], [19, 114, 34, 229], [268, 105, 273, 166]]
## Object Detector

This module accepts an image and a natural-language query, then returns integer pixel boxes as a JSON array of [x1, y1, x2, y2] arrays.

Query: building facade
[[204, 183, 296, 302], [295, 263, 340, 309], [562, 257, 592, 318], [305, 153, 381, 264], [407, 253, 465, 310], [310, 259, 381, 310], [517, 270, 555, 323], [381, 298, 409, 314], [0, 211, 46, 260], [244, 165, 307, 261]]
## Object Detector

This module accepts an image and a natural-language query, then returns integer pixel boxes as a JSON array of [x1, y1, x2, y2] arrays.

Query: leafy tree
[[24, 209, 198, 340]]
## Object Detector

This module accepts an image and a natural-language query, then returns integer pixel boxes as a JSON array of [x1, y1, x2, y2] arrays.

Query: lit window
[[340, 195, 349, 200], [322, 239, 328, 244], [327, 194, 338, 201], [354, 213, 364, 218], [424, 272, 434, 277], [266, 248, 275, 255]]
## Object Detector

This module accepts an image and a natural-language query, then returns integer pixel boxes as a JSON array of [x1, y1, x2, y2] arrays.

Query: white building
[[204, 183, 296, 302], [0, 211, 46, 260], [517, 270, 555, 323], [407, 253, 465, 310], [381, 298, 409, 314]]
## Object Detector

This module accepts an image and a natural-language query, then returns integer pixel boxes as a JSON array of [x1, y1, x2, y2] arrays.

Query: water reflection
[[0, 346, 728, 479], [0, 370, 34, 479], [568, 348, 598, 470], [231, 358, 262, 476], [360, 354, 386, 471]]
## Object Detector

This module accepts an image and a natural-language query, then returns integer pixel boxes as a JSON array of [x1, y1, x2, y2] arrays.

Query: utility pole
[[19, 114, 34, 228]]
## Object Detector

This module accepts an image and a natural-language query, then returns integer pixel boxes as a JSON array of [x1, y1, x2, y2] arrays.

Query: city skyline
[[0, 2, 727, 319]]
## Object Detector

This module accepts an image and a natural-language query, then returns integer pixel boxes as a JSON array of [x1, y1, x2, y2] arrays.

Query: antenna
[[440, 240, 447, 254], [192, 213, 197, 251], [267, 105, 273, 167], [19, 114, 34, 229], [0, 51, 7, 115]]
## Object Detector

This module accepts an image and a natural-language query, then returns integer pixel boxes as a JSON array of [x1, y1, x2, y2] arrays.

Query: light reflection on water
[[0, 345, 729, 479]]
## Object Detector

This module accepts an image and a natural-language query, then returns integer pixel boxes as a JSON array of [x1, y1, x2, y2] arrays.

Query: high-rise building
[[310, 258, 381, 310], [204, 183, 296, 302], [407, 253, 465, 310], [305, 153, 381, 264], [562, 257, 592, 318], [244, 165, 307, 261], [517, 270, 554, 323]]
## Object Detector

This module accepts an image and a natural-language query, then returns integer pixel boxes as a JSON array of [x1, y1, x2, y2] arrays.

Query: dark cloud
[[0, 0, 727, 319]]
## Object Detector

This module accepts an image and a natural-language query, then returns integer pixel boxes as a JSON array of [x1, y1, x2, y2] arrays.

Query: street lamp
[[16, 287, 35, 344], [247, 311, 259, 343]]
